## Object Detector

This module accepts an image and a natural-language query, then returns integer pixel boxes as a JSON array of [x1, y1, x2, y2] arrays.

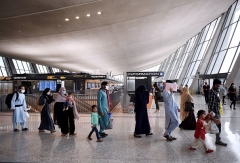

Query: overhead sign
[[11, 74, 107, 80], [127, 71, 164, 77]]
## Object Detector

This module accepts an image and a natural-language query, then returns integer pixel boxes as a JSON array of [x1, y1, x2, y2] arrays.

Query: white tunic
[[11, 93, 27, 123]]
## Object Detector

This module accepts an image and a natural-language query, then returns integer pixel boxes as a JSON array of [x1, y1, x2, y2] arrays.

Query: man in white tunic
[[162, 80, 179, 141], [11, 85, 28, 132]]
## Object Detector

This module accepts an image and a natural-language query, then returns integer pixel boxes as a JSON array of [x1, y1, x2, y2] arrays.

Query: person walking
[[202, 82, 210, 104], [162, 80, 179, 141], [38, 88, 56, 133], [87, 105, 103, 142], [208, 79, 227, 146], [11, 85, 28, 132], [153, 83, 161, 113], [97, 81, 109, 138], [134, 85, 153, 138], [53, 87, 67, 136], [179, 87, 196, 130], [220, 84, 227, 105], [228, 83, 237, 110]]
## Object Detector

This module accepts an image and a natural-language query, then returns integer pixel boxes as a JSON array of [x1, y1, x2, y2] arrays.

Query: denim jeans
[[88, 125, 100, 140]]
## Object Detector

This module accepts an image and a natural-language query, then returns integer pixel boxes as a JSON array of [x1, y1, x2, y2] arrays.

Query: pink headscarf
[[67, 95, 79, 120], [55, 87, 67, 102]]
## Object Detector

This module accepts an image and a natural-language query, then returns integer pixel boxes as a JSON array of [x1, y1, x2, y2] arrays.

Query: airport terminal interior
[[0, 0, 240, 162]]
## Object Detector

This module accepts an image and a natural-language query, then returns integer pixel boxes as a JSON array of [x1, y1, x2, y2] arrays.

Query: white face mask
[[62, 91, 66, 94], [47, 92, 50, 95], [21, 90, 25, 93]]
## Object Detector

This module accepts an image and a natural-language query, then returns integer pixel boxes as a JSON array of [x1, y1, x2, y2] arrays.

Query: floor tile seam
[[180, 130, 214, 163]]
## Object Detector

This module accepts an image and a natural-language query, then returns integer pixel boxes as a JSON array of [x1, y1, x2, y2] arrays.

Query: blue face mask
[[62, 91, 66, 94]]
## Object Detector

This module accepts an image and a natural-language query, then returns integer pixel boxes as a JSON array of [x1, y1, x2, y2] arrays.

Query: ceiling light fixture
[[76, 16, 79, 19], [65, 18, 69, 21], [98, 12, 101, 15], [87, 14, 90, 17]]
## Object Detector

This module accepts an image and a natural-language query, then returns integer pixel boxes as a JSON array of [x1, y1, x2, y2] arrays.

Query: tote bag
[[206, 120, 219, 134]]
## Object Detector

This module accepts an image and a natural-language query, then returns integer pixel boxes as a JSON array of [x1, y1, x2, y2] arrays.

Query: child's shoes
[[188, 146, 196, 150], [205, 149, 214, 153], [87, 137, 92, 140]]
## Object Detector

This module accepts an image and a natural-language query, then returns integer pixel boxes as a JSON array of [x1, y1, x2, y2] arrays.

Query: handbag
[[105, 118, 113, 130], [34, 96, 45, 112], [184, 102, 194, 112], [206, 120, 219, 134], [219, 102, 223, 116]]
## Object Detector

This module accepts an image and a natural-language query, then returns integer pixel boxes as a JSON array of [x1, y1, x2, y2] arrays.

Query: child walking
[[87, 105, 103, 142], [189, 110, 213, 154]]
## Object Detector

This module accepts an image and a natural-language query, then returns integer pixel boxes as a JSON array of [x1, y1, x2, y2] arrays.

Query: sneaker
[[97, 139, 103, 142], [87, 137, 92, 140], [215, 140, 227, 146], [205, 149, 214, 153], [13, 129, 19, 132], [233, 108, 236, 110], [22, 128, 29, 131], [188, 146, 196, 150]]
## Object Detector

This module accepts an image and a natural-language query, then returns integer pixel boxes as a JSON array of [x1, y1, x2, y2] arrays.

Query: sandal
[[134, 133, 142, 138]]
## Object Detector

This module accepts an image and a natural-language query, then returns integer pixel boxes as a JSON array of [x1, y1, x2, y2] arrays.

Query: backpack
[[5, 92, 19, 109], [34, 95, 45, 112]]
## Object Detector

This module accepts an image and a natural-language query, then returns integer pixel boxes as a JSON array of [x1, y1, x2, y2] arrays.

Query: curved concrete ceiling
[[0, 0, 235, 75]]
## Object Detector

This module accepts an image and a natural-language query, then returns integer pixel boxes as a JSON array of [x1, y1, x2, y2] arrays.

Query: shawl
[[66, 96, 79, 120], [180, 87, 194, 121], [55, 87, 67, 102]]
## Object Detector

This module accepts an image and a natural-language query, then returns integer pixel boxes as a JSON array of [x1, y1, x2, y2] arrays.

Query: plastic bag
[[206, 120, 219, 134]]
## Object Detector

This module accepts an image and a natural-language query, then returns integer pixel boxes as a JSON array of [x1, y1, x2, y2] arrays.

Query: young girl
[[189, 110, 213, 153], [87, 105, 103, 142]]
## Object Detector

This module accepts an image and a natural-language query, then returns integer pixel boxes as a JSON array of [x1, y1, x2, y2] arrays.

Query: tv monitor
[[39, 81, 56, 91], [87, 82, 92, 89]]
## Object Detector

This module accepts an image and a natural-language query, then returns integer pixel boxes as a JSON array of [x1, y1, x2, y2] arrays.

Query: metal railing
[[0, 90, 122, 113]]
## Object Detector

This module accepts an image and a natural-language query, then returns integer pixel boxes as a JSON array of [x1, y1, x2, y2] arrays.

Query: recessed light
[[65, 18, 69, 21], [87, 14, 90, 17], [18, 30, 21, 32], [98, 12, 101, 15], [58, 25, 61, 27], [100, 17, 103, 19], [76, 16, 79, 19]]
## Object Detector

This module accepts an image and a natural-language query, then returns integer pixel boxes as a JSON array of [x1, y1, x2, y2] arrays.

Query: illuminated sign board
[[127, 71, 164, 77]]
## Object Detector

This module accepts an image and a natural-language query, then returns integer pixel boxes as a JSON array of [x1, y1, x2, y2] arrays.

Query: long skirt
[[179, 111, 196, 130], [38, 104, 55, 131]]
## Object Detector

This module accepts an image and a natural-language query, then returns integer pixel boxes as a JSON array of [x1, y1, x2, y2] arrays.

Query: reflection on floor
[[0, 95, 239, 163]]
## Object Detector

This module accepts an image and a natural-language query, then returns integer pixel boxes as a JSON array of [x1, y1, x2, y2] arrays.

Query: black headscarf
[[42, 88, 50, 96]]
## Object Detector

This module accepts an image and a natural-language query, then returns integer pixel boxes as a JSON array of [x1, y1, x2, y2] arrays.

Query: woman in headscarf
[[53, 87, 67, 136], [228, 83, 237, 110], [64, 92, 79, 136], [38, 88, 56, 133], [134, 85, 153, 138], [179, 87, 196, 130]]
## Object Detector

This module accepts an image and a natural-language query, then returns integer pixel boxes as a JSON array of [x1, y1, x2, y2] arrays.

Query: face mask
[[62, 91, 66, 94], [21, 90, 25, 93], [47, 92, 50, 95], [233, 85, 235, 87]]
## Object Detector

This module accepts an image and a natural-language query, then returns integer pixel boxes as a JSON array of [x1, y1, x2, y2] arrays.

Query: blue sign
[[159, 71, 164, 77]]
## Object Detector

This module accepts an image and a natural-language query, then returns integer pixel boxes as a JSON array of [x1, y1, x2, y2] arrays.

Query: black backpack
[[5, 92, 19, 109]]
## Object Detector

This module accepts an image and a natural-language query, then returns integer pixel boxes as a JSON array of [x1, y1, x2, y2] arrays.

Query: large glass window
[[182, 16, 221, 86], [12, 59, 33, 74], [141, 64, 161, 72], [36, 64, 49, 73], [0, 57, 9, 76], [205, 1, 240, 75], [52, 68, 61, 73]]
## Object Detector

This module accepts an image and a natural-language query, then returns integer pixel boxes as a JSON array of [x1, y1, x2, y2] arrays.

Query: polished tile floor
[[0, 95, 239, 163]]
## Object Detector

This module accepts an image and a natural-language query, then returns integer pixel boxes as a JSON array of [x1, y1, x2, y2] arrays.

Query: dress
[[134, 86, 151, 135], [38, 95, 55, 131], [97, 89, 109, 133]]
